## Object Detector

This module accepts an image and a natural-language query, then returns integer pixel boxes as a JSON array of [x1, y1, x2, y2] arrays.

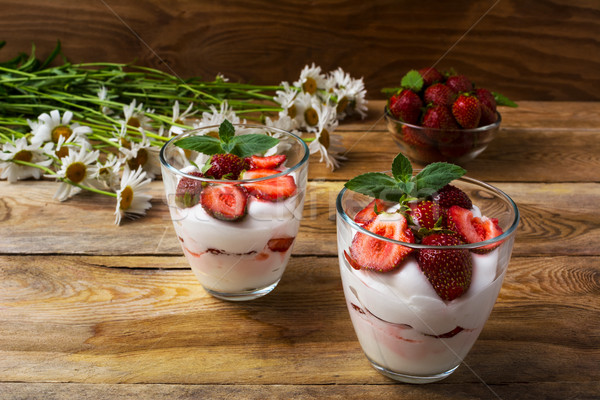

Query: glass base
[[368, 358, 460, 384], [203, 280, 280, 301]]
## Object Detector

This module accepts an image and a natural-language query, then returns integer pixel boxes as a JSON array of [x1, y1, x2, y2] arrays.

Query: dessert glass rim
[[159, 123, 310, 184], [336, 175, 520, 251], [384, 106, 502, 133]]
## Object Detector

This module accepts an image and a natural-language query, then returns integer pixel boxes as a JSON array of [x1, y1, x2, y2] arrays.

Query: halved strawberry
[[417, 233, 472, 301], [245, 154, 287, 170], [349, 212, 415, 272], [354, 199, 388, 225], [241, 168, 297, 201], [200, 183, 248, 221], [267, 237, 295, 252], [175, 171, 204, 208], [446, 205, 504, 251]]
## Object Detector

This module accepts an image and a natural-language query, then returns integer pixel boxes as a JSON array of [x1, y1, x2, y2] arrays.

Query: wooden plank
[[1, 181, 599, 257], [0, 255, 598, 385], [1, 1, 599, 101], [1, 382, 599, 400]]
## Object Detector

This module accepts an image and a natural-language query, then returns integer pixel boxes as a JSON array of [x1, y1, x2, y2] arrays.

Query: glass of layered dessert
[[160, 121, 309, 301], [336, 153, 519, 383]]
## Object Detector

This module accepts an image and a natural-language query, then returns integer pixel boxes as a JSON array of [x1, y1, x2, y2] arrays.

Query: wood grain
[[1, 1, 599, 101], [0, 255, 598, 386]]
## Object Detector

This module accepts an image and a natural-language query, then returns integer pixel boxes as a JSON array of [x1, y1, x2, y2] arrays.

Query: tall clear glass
[[160, 124, 309, 301], [336, 176, 519, 383]]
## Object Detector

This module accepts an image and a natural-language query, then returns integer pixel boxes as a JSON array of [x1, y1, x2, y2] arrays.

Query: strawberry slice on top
[[245, 154, 287, 170], [354, 199, 389, 225], [241, 168, 297, 201], [349, 212, 415, 272], [446, 205, 504, 251]]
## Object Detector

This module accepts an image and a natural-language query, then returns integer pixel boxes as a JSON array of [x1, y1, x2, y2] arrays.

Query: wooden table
[[1, 101, 598, 399]]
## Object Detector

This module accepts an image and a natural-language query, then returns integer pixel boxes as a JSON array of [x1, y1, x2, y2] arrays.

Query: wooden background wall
[[1, 0, 599, 101]]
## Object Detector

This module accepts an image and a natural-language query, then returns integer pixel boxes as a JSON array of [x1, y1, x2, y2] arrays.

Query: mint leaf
[[230, 134, 280, 158], [174, 135, 223, 155], [391, 153, 413, 182], [414, 162, 466, 197], [492, 91, 518, 108], [401, 70, 424, 92], [344, 172, 405, 202], [219, 119, 235, 143]]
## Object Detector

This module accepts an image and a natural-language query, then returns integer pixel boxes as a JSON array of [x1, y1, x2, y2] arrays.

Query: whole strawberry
[[175, 171, 204, 208], [389, 89, 423, 125], [408, 200, 444, 230], [475, 88, 498, 126], [417, 233, 472, 301], [432, 184, 473, 209], [446, 74, 473, 94], [452, 94, 481, 129], [424, 83, 456, 107], [418, 67, 444, 87], [422, 105, 459, 130], [204, 153, 246, 180]]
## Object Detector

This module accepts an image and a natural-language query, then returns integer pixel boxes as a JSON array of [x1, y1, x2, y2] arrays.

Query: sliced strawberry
[[343, 250, 362, 270], [354, 199, 388, 225], [408, 200, 444, 230], [245, 154, 287, 170], [417, 233, 472, 301], [446, 205, 504, 251], [267, 237, 295, 252], [241, 168, 297, 201], [349, 212, 415, 272], [200, 183, 248, 221], [175, 171, 204, 208]]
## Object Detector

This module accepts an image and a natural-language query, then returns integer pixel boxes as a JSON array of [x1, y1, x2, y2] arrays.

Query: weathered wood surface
[[1, 1, 599, 101], [1, 101, 599, 399]]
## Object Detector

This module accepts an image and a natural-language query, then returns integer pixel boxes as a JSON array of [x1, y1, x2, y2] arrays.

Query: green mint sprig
[[174, 120, 279, 158], [344, 153, 466, 203]]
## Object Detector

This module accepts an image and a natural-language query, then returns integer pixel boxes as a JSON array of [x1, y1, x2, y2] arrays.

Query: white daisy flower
[[274, 82, 299, 124], [114, 166, 152, 225], [122, 99, 153, 130], [168, 100, 197, 136], [0, 137, 53, 182], [54, 130, 92, 159], [193, 101, 245, 128], [309, 103, 346, 170], [30, 110, 93, 146], [119, 129, 161, 179], [290, 92, 322, 132], [293, 63, 327, 95], [52, 147, 100, 201], [93, 153, 123, 191], [263, 115, 299, 156], [97, 86, 114, 115]]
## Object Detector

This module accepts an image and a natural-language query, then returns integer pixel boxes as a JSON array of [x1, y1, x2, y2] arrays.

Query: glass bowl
[[384, 106, 501, 165], [336, 175, 519, 383]]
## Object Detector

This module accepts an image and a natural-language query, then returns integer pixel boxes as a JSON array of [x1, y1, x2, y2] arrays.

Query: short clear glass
[[160, 124, 309, 301], [336, 176, 519, 383]]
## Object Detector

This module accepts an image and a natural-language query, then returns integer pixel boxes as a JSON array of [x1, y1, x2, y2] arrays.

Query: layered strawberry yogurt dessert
[[160, 121, 309, 300], [336, 153, 518, 382]]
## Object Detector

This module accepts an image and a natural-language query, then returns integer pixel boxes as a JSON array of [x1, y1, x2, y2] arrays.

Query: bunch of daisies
[[0, 43, 368, 224]]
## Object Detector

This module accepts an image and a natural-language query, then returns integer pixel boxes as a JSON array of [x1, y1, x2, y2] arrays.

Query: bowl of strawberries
[[384, 68, 515, 165]]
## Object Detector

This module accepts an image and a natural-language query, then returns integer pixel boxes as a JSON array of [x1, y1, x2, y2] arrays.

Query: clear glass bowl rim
[[159, 123, 310, 184], [384, 106, 502, 133], [336, 175, 520, 250]]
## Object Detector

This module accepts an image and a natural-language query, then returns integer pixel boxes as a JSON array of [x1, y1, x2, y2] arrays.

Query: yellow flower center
[[120, 186, 134, 210], [55, 146, 69, 159], [120, 138, 132, 149], [127, 148, 148, 170], [127, 117, 141, 128], [207, 131, 220, 139], [66, 161, 87, 183], [287, 104, 297, 119], [51, 125, 72, 143], [13, 150, 33, 163], [336, 96, 349, 114], [304, 107, 319, 126], [319, 129, 330, 149], [302, 77, 317, 95]]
